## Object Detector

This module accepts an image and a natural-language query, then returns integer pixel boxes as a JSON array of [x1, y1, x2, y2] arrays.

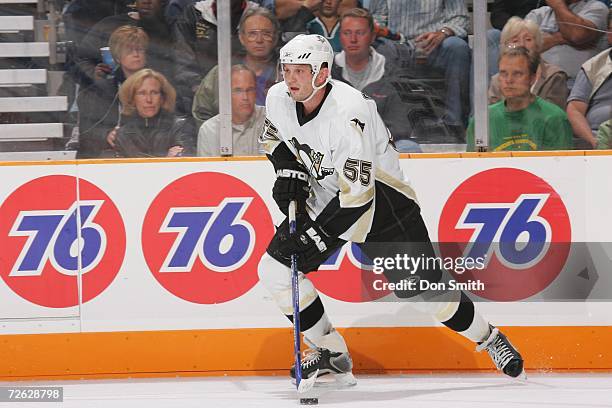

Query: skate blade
[[514, 369, 528, 382], [311, 372, 357, 389], [334, 372, 357, 387], [297, 369, 319, 394], [292, 372, 357, 390]]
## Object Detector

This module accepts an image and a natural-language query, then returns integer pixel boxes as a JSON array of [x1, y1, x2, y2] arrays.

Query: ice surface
[[2, 373, 611, 407]]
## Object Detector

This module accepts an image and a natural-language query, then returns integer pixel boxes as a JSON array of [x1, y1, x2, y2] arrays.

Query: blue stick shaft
[[288, 201, 302, 388]]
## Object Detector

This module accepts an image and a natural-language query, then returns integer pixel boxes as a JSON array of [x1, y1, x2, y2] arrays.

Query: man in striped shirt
[[367, 0, 472, 127]]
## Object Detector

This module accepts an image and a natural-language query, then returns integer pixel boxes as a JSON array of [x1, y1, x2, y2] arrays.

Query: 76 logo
[[456, 194, 552, 269], [9, 201, 106, 276], [159, 198, 255, 273]]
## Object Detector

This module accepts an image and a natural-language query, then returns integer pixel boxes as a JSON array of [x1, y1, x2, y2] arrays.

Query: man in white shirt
[[197, 65, 266, 156]]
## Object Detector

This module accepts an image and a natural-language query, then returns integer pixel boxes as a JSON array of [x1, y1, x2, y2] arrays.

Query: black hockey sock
[[441, 291, 474, 332], [441, 291, 491, 342], [286, 295, 325, 332]]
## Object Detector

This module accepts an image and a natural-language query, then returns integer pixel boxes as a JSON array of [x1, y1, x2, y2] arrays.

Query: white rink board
[[0, 156, 610, 335], [0, 165, 80, 325]]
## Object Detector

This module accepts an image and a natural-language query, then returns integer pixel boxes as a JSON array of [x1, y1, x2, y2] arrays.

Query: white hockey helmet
[[280, 34, 334, 75], [280, 34, 334, 101]]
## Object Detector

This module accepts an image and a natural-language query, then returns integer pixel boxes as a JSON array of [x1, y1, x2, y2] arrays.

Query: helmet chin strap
[[299, 67, 329, 104]]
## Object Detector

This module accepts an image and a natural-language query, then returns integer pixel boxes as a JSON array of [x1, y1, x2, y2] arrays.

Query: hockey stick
[[288, 201, 319, 398]]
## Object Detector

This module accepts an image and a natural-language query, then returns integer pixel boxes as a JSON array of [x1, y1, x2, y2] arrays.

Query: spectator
[[172, 0, 260, 110], [268, 0, 356, 20], [368, 0, 472, 127], [198, 65, 266, 156], [115, 69, 194, 157], [165, 0, 197, 26], [566, 48, 612, 148], [278, 1, 322, 43], [525, 0, 609, 81], [73, 0, 174, 87], [192, 7, 280, 128], [281, 0, 343, 51], [77, 26, 149, 159], [332, 8, 411, 143], [307, 0, 343, 52], [467, 46, 573, 151], [63, 0, 132, 46], [489, 17, 569, 109], [487, 0, 542, 78], [596, 118, 612, 148], [490, 0, 543, 30]]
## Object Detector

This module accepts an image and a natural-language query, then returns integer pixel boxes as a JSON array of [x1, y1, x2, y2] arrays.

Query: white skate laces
[[476, 327, 515, 371], [301, 348, 322, 371]]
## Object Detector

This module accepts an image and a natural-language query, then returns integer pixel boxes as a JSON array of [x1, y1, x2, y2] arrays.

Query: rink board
[[1, 151, 611, 379]]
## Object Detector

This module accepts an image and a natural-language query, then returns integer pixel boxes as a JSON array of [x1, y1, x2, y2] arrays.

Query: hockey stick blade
[[298, 369, 319, 394]]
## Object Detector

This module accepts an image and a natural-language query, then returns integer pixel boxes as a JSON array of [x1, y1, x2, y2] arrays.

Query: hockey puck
[[300, 397, 318, 405]]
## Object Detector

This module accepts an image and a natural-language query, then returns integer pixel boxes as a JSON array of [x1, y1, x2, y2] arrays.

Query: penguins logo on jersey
[[261, 118, 278, 141], [351, 118, 365, 132], [290, 137, 335, 181]]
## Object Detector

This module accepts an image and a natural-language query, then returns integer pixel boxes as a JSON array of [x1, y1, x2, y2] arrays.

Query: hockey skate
[[290, 331, 357, 389], [476, 325, 526, 379]]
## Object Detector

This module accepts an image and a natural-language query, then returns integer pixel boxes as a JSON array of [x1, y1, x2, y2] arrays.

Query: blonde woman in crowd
[[488, 16, 569, 109], [77, 25, 149, 158], [115, 69, 194, 158]]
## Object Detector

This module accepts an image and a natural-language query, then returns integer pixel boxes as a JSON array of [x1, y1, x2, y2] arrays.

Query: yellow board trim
[[2, 150, 612, 167]]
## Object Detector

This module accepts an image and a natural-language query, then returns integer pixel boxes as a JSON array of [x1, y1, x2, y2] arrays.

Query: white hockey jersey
[[261, 79, 418, 243]]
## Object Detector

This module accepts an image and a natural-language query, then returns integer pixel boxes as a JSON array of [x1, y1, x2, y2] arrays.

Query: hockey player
[[257, 34, 524, 385]]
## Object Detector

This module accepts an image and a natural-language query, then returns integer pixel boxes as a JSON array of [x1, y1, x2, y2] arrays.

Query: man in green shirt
[[467, 46, 573, 151], [596, 119, 612, 150]]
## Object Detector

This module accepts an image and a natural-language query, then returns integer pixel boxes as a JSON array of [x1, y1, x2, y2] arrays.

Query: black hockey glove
[[276, 215, 333, 267], [272, 161, 310, 215]]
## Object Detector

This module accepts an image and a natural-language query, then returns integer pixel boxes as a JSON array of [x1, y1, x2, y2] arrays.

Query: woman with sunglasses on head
[[77, 25, 150, 159]]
